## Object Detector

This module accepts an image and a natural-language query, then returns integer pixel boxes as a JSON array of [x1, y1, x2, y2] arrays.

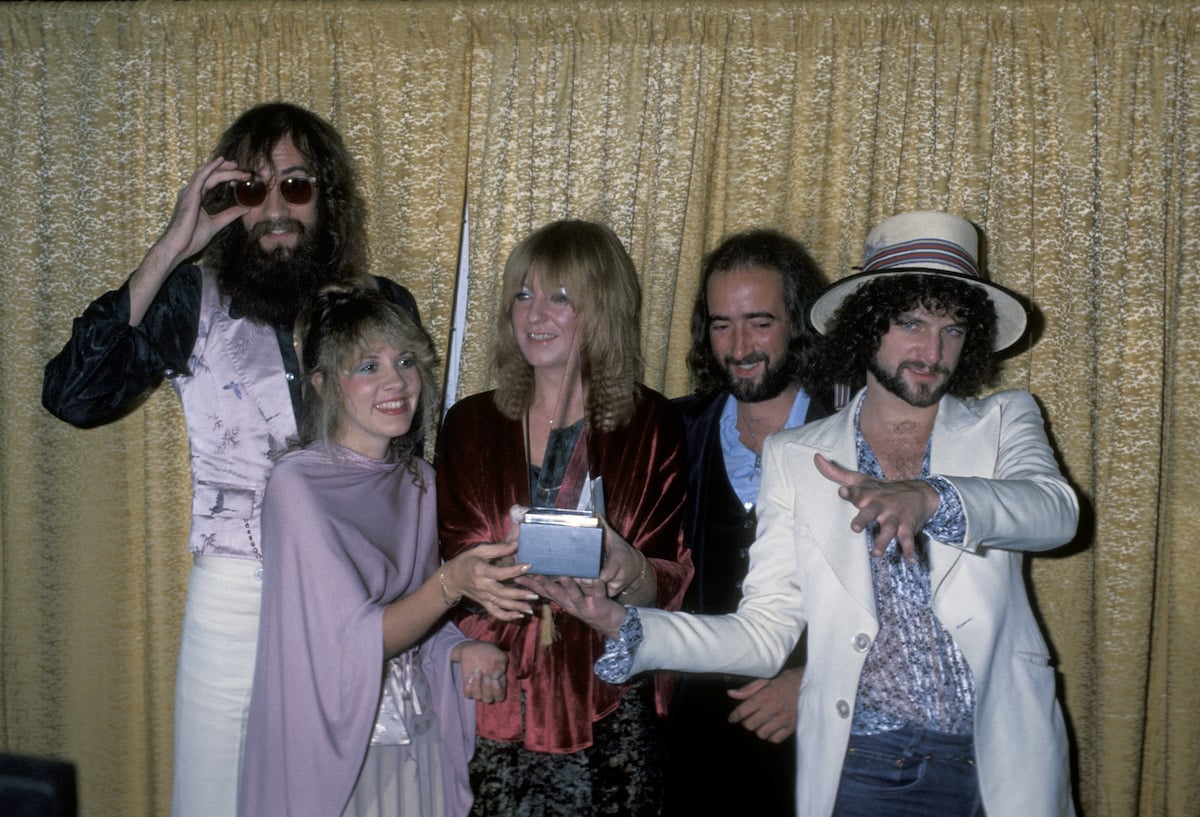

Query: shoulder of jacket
[[952, 389, 1036, 416]]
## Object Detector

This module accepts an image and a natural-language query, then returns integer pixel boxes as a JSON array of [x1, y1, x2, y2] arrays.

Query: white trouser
[[171, 555, 262, 817]]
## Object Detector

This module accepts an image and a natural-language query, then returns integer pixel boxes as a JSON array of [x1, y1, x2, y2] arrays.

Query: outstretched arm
[[517, 574, 627, 640], [382, 541, 535, 657]]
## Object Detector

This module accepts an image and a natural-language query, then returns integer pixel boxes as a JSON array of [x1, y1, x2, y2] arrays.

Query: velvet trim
[[436, 386, 691, 753]]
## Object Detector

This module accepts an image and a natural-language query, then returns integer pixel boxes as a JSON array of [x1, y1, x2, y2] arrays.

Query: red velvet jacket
[[436, 386, 692, 753]]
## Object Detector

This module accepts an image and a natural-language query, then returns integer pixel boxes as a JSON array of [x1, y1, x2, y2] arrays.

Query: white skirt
[[342, 718, 446, 817]]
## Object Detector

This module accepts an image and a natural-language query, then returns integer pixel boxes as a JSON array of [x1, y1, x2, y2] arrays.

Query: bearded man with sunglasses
[[42, 102, 418, 817]]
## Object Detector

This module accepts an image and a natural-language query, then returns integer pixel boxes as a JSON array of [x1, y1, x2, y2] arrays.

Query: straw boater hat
[[808, 211, 1028, 351]]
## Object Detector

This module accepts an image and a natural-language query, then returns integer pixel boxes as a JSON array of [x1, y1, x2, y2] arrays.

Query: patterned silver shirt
[[851, 399, 975, 736]]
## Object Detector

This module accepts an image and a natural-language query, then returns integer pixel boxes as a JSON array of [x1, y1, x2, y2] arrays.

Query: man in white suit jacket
[[530, 211, 1079, 817]]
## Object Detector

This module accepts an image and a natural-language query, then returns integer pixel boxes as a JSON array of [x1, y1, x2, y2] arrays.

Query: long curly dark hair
[[810, 274, 1000, 399], [686, 229, 827, 395], [201, 102, 369, 281]]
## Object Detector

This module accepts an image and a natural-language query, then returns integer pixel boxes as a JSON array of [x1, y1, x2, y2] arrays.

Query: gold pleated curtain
[[1, 2, 1195, 816]]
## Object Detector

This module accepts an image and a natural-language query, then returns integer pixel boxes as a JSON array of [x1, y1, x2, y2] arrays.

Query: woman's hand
[[517, 574, 628, 640], [597, 519, 655, 604], [453, 640, 508, 703], [441, 540, 537, 620]]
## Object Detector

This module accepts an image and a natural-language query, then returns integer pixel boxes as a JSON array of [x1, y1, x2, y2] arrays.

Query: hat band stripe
[[863, 238, 980, 277]]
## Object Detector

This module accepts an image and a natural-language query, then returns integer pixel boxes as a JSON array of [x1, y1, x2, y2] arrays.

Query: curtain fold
[[2, 2, 1196, 816]]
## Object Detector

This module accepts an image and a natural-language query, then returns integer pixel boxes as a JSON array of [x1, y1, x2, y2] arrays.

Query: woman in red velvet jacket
[[437, 219, 692, 817]]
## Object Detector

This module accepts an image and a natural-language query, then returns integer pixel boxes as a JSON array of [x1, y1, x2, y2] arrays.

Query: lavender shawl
[[239, 445, 474, 817]]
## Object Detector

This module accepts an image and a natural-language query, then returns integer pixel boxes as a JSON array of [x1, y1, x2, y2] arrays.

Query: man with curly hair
[[42, 103, 418, 817], [543, 211, 1080, 817]]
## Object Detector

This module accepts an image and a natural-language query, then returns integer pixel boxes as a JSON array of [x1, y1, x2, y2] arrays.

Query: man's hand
[[814, 454, 939, 563], [727, 667, 802, 743], [161, 157, 250, 261], [516, 574, 628, 640], [128, 157, 251, 324]]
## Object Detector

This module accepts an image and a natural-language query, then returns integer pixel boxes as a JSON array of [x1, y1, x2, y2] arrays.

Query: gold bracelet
[[619, 550, 649, 597], [439, 570, 461, 607]]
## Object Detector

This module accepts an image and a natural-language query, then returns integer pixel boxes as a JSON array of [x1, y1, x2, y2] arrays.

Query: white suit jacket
[[635, 389, 1079, 817]]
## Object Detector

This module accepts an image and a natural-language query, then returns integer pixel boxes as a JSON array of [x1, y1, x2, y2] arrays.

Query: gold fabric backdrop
[[1, 2, 1195, 815]]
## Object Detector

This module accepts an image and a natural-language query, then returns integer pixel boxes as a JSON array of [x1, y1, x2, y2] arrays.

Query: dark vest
[[674, 387, 838, 670], [686, 451, 756, 615]]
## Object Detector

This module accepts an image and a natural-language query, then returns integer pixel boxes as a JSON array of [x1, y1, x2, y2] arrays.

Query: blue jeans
[[831, 726, 982, 817]]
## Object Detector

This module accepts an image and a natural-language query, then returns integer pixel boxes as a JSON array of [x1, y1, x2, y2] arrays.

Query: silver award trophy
[[517, 505, 603, 578]]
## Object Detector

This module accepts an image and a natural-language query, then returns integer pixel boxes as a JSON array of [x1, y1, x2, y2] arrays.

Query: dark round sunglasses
[[231, 175, 318, 208]]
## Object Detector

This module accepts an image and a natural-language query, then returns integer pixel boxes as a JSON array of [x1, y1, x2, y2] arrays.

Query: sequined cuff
[[923, 475, 966, 545], [593, 606, 643, 684]]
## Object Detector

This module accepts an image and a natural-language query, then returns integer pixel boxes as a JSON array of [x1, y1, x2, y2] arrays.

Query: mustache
[[899, 361, 952, 376], [723, 352, 769, 368], [247, 218, 307, 242]]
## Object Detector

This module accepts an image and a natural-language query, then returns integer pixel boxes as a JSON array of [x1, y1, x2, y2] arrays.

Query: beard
[[867, 355, 952, 408], [722, 350, 797, 403], [211, 217, 341, 326]]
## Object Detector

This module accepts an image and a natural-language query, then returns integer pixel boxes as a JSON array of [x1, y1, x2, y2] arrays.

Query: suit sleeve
[[632, 429, 805, 679], [940, 391, 1079, 553]]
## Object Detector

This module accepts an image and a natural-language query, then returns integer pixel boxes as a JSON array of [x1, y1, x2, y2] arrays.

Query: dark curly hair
[[686, 229, 826, 395], [811, 274, 1000, 399], [201, 102, 369, 281]]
